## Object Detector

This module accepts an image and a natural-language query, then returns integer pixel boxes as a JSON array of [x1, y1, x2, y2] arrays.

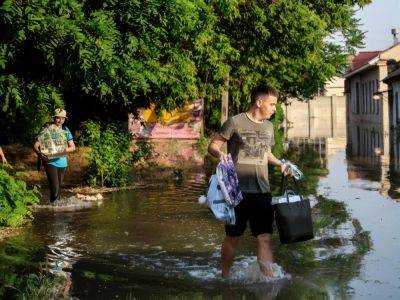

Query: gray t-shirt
[[219, 113, 275, 193]]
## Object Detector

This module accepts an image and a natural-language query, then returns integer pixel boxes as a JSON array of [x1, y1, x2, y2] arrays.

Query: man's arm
[[267, 148, 286, 173], [208, 134, 227, 160]]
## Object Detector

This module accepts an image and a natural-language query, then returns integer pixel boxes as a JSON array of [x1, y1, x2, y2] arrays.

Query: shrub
[[132, 141, 153, 164], [196, 136, 210, 157], [80, 121, 133, 187], [0, 169, 40, 227]]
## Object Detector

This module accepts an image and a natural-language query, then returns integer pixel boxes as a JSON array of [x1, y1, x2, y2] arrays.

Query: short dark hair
[[250, 84, 279, 105]]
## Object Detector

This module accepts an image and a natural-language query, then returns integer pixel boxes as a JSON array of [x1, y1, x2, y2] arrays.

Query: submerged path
[[318, 152, 400, 300], [1, 150, 400, 299]]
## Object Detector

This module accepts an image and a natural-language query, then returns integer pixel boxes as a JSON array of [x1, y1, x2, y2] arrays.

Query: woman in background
[[33, 109, 75, 203]]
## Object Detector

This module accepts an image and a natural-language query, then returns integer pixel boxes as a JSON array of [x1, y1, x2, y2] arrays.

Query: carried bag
[[272, 174, 314, 244], [202, 174, 236, 225], [198, 156, 242, 225]]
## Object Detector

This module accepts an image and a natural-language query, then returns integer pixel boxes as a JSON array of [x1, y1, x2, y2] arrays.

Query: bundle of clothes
[[198, 154, 242, 225]]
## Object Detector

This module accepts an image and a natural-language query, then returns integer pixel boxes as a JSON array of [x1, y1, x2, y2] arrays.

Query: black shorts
[[225, 192, 274, 237]]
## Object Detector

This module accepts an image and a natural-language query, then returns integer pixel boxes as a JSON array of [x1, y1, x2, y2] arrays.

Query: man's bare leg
[[257, 233, 274, 276], [221, 236, 240, 278]]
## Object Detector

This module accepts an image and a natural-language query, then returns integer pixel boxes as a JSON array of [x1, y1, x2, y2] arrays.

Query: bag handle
[[280, 173, 302, 195]]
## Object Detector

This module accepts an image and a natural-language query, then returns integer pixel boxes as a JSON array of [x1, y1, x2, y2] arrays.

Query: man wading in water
[[208, 84, 287, 278]]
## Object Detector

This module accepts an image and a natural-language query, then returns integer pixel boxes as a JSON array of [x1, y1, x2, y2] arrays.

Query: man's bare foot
[[259, 260, 273, 277]]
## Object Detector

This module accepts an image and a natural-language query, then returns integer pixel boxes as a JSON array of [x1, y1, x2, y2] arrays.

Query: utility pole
[[221, 78, 229, 125], [221, 78, 229, 153]]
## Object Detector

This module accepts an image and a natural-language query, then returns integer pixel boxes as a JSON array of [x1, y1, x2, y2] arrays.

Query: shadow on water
[[0, 145, 372, 299]]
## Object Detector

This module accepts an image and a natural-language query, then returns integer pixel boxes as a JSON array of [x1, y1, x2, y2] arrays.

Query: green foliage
[[0, 235, 67, 299], [271, 102, 285, 158], [196, 136, 210, 157], [80, 121, 133, 187], [0, 0, 371, 142], [0, 168, 40, 227], [132, 141, 153, 163], [313, 195, 349, 230], [18, 273, 68, 300]]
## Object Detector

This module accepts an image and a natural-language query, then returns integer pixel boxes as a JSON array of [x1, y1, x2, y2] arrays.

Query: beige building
[[383, 64, 400, 174], [344, 43, 400, 159], [323, 76, 345, 96]]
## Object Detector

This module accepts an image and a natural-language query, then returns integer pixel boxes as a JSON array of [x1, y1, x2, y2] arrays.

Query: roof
[[345, 42, 400, 78], [349, 51, 381, 71], [383, 67, 400, 83]]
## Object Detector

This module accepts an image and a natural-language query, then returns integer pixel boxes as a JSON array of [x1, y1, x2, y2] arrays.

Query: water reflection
[[347, 122, 400, 200], [0, 147, 373, 299]]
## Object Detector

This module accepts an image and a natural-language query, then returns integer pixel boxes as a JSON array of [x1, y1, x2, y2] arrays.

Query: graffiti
[[129, 99, 203, 139]]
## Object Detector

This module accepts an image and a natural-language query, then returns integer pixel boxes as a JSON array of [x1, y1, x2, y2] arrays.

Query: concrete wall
[[324, 76, 345, 96], [284, 96, 346, 139]]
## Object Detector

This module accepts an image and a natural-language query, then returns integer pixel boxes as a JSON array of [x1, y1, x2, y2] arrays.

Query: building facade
[[383, 65, 400, 174], [384, 66, 400, 128], [344, 43, 400, 159]]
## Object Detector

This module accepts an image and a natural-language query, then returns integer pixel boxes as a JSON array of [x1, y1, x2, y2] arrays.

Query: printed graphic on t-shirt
[[238, 129, 272, 164]]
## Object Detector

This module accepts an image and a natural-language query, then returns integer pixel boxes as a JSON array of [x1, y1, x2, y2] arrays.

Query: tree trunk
[[221, 78, 229, 125]]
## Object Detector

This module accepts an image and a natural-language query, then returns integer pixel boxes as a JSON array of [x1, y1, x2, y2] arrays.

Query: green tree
[[0, 0, 371, 142]]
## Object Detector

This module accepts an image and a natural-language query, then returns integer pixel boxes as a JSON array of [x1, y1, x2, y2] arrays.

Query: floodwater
[[1, 146, 400, 299]]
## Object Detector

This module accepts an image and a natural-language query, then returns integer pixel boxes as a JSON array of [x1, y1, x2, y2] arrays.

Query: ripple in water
[[128, 251, 290, 284]]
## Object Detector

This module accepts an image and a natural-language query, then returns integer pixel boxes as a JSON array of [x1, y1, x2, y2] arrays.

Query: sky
[[355, 0, 400, 51]]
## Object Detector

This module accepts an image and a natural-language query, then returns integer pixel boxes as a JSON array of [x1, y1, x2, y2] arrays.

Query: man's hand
[[219, 152, 229, 163], [280, 162, 292, 177]]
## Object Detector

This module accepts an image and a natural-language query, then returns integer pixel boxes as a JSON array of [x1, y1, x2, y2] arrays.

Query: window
[[372, 81, 376, 114], [369, 81, 372, 114], [376, 80, 380, 115], [363, 83, 366, 114], [377, 97, 380, 115], [396, 92, 399, 125], [356, 82, 360, 114]]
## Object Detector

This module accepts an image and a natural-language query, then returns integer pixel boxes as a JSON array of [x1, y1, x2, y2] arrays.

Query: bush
[[132, 141, 153, 164], [0, 169, 40, 227], [196, 136, 210, 157], [80, 121, 133, 187]]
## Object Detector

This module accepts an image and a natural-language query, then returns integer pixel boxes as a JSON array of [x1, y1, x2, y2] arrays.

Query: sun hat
[[54, 108, 68, 119]]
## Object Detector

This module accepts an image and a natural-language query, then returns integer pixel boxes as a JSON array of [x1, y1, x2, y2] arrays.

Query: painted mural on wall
[[129, 99, 203, 139]]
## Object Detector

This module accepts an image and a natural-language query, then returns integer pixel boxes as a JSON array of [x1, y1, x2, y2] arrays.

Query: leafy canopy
[[0, 0, 371, 140]]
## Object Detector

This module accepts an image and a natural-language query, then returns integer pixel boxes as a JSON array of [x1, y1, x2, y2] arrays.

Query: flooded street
[[319, 152, 400, 299], [1, 148, 400, 299]]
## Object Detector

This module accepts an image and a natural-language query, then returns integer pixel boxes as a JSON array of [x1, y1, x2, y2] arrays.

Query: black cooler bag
[[273, 175, 314, 244]]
